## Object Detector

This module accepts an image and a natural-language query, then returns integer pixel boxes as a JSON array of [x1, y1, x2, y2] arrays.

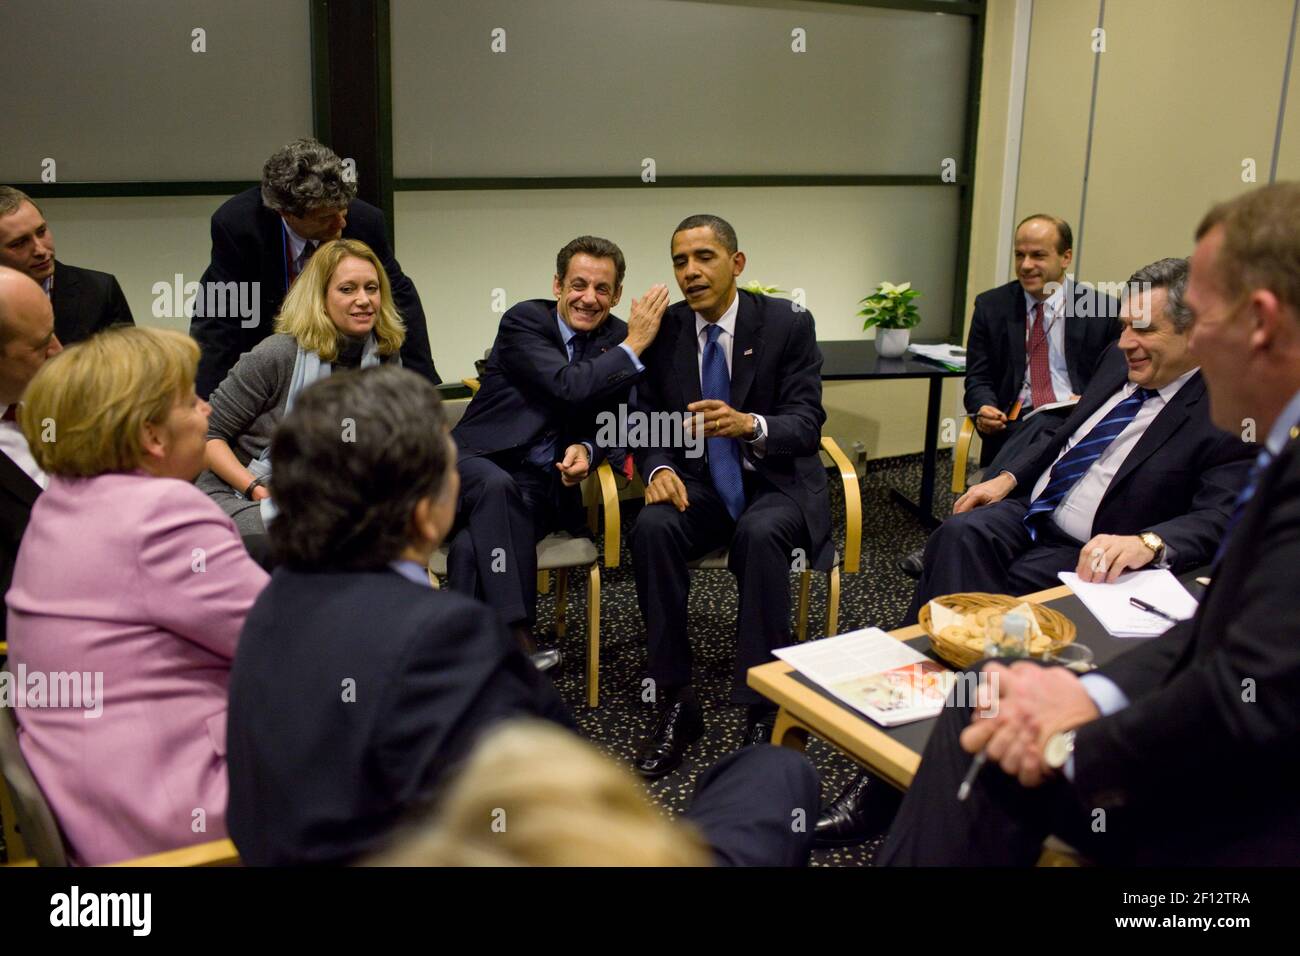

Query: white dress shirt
[[282, 220, 317, 271], [1030, 367, 1197, 542], [646, 292, 766, 485], [0, 405, 50, 490], [1020, 283, 1073, 407]]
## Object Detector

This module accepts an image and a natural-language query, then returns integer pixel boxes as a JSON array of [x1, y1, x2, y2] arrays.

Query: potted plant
[[858, 281, 921, 358]]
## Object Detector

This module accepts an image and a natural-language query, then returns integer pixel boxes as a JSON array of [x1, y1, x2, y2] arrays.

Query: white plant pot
[[875, 327, 911, 358]]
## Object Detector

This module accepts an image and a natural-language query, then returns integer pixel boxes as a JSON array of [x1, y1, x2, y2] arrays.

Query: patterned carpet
[[537, 450, 960, 867]]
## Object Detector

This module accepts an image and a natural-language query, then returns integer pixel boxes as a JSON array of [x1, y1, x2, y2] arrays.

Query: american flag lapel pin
[[743, 348, 754, 356]]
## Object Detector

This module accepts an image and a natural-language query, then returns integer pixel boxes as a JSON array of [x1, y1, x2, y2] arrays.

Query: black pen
[[1129, 597, 1179, 623]]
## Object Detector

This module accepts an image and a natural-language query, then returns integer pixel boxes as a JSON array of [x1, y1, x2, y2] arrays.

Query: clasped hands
[[960, 660, 1100, 788]]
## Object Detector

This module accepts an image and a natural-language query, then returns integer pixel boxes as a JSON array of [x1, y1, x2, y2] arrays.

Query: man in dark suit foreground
[[189, 138, 438, 397], [630, 214, 831, 778], [819, 258, 1252, 848], [0, 186, 134, 345], [449, 236, 667, 667], [0, 266, 63, 644], [226, 366, 819, 866], [878, 182, 1300, 865]]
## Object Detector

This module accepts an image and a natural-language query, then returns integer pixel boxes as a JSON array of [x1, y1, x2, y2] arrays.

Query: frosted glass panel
[[0, 0, 312, 182], [392, 0, 972, 178]]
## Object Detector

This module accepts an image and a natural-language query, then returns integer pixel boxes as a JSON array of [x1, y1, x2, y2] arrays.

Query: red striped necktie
[[1027, 301, 1056, 408]]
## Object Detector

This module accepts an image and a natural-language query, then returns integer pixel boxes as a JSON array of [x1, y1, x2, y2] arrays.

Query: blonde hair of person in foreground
[[20, 325, 199, 476], [370, 720, 714, 867]]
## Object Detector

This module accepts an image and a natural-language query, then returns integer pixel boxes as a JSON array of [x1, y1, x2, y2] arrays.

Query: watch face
[[1045, 732, 1073, 769]]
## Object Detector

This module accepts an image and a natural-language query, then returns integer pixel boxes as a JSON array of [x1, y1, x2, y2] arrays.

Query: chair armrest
[[109, 838, 240, 867], [952, 414, 978, 495], [820, 436, 861, 573], [461, 377, 481, 394], [584, 460, 621, 569]]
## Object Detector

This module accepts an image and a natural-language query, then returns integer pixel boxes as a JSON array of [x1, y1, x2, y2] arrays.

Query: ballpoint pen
[[957, 750, 987, 802], [1129, 596, 1179, 623]]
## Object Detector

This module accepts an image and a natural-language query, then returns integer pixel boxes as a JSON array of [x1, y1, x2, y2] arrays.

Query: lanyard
[[281, 220, 294, 293]]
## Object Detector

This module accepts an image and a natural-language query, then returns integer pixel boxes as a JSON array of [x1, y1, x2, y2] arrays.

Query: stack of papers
[[1057, 569, 1198, 638], [775, 628, 953, 726], [906, 343, 967, 371]]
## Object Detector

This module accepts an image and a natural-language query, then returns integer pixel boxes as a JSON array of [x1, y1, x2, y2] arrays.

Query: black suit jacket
[[1002, 345, 1252, 567], [964, 279, 1121, 415], [0, 450, 41, 644], [453, 299, 639, 466], [1072, 428, 1300, 864], [226, 568, 573, 866], [190, 187, 439, 397], [51, 260, 134, 345], [633, 290, 832, 568]]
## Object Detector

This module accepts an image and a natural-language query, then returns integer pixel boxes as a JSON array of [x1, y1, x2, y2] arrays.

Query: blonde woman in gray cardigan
[[199, 238, 405, 536]]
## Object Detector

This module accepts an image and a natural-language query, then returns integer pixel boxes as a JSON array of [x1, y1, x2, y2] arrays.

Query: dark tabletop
[[819, 339, 967, 381]]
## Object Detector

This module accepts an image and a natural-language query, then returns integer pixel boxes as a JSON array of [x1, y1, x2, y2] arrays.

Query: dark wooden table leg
[[888, 376, 944, 529]]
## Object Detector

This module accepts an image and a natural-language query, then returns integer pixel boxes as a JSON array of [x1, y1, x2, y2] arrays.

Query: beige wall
[[1015, 0, 1300, 288], [35, 195, 225, 335]]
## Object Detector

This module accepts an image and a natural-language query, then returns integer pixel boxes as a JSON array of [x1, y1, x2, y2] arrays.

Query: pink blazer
[[6, 472, 268, 864]]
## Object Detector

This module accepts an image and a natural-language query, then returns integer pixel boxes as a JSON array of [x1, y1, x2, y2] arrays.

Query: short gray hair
[[260, 138, 358, 218], [1127, 257, 1191, 332]]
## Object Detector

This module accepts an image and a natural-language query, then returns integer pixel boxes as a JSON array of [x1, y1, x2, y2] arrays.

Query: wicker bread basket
[[919, 592, 1077, 669]]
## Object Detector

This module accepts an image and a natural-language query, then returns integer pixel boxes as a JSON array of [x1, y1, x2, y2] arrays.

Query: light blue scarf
[[250, 335, 387, 524]]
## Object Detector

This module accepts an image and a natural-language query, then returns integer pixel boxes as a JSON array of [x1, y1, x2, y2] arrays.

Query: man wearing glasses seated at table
[[817, 257, 1252, 849], [877, 183, 1300, 865]]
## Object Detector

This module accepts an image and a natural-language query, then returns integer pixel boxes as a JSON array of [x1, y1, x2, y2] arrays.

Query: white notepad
[[1058, 569, 1198, 638]]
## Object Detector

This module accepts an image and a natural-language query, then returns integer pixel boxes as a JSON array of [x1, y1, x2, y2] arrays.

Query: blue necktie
[[701, 324, 745, 520], [1023, 386, 1158, 540], [1212, 447, 1274, 566]]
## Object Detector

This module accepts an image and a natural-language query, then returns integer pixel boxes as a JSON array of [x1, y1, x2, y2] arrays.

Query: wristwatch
[[1138, 531, 1165, 563], [1044, 729, 1077, 770], [747, 414, 764, 442], [243, 476, 265, 499]]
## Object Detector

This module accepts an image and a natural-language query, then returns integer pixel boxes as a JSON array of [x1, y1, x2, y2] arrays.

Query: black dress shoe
[[529, 649, 562, 673], [742, 706, 777, 748], [814, 772, 903, 848], [635, 698, 705, 780], [897, 547, 926, 579]]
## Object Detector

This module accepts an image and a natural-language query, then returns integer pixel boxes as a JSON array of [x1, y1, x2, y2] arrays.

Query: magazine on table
[[774, 628, 954, 727]]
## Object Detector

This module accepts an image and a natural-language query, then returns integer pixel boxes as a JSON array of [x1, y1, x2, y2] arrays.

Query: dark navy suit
[[226, 566, 820, 866], [450, 299, 639, 627], [909, 345, 1253, 622], [964, 279, 1121, 466], [631, 290, 830, 704], [50, 260, 134, 345]]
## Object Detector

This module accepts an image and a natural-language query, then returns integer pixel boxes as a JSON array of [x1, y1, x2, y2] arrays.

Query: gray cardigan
[[203, 332, 390, 474]]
